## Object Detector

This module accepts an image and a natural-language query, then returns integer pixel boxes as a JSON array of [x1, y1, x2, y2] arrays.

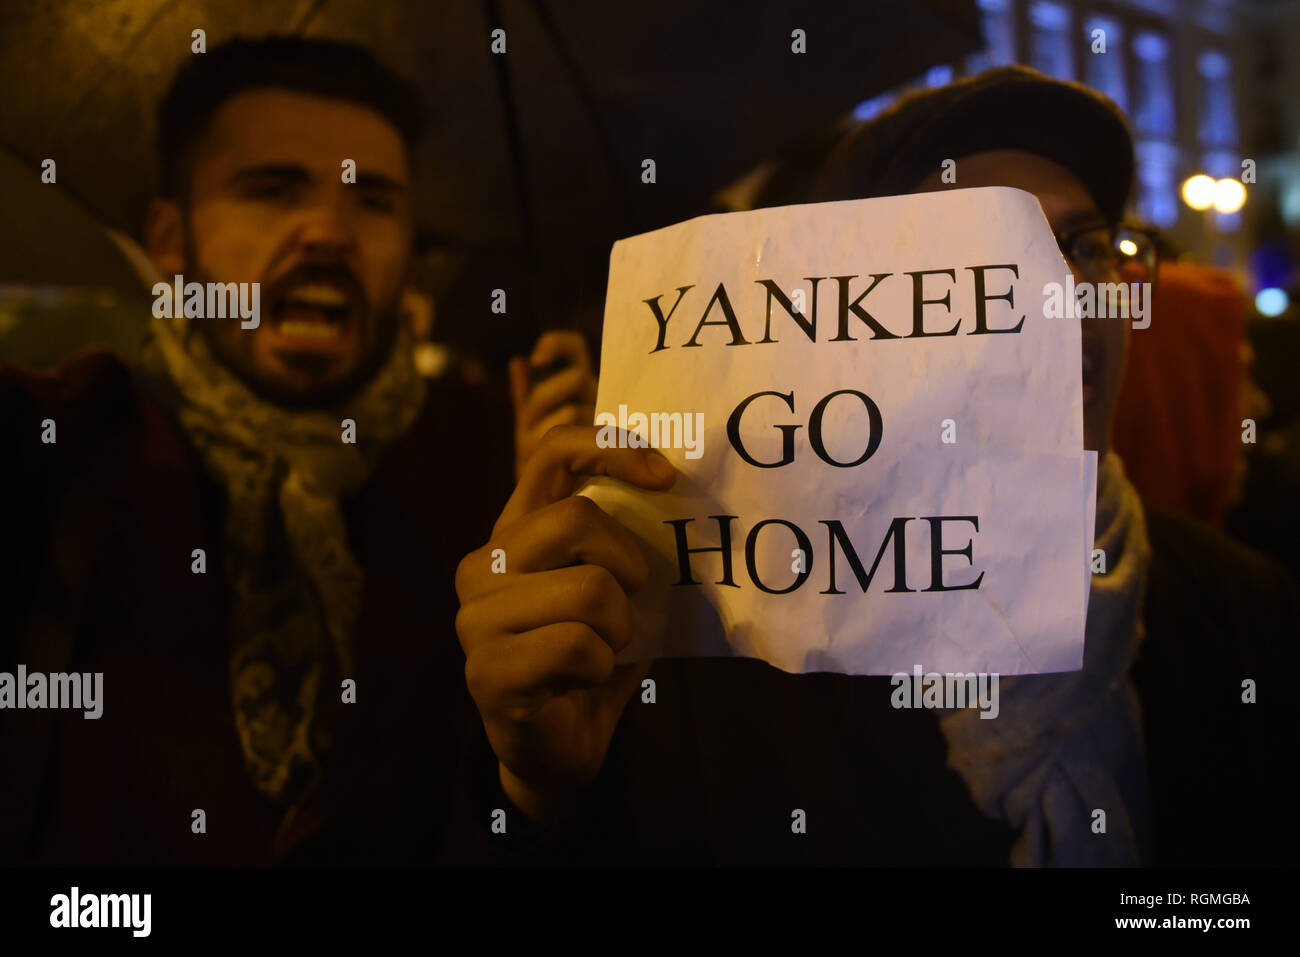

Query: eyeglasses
[[1054, 220, 1160, 287]]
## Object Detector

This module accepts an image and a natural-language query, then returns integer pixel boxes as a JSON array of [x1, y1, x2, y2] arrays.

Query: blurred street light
[[1182, 174, 1216, 210], [1212, 178, 1246, 214]]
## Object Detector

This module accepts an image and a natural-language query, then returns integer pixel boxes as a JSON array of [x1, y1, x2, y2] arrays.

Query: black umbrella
[[0, 0, 982, 355]]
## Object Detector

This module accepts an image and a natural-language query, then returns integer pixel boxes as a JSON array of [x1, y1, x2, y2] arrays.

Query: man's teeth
[[277, 320, 342, 338], [282, 284, 349, 308]]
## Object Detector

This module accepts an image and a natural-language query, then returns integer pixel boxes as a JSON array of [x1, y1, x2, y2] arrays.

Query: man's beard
[[180, 228, 404, 410], [247, 309, 402, 410]]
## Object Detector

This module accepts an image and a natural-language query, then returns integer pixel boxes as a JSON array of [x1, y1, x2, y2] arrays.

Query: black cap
[[808, 65, 1135, 224]]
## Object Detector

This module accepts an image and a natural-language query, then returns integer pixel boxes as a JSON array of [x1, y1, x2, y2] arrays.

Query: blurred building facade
[[857, 0, 1300, 306]]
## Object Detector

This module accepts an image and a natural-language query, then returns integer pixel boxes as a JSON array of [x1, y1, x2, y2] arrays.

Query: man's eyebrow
[[224, 164, 408, 193], [227, 163, 314, 186], [355, 171, 408, 192]]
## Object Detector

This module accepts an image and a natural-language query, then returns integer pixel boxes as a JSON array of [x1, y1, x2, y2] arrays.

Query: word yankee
[[152, 273, 260, 328], [643, 265, 1026, 353]]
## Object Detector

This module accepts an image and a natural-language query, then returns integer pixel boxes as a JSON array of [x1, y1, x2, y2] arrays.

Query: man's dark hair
[[157, 34, 427, 201]]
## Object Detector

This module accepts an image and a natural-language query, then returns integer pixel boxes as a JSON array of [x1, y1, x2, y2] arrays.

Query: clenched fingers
[[457, 563, 637, 656], [501, 424, 676, 527]]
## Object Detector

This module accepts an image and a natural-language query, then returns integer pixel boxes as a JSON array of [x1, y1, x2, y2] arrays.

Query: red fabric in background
[[1112, 261, 1245, 527]]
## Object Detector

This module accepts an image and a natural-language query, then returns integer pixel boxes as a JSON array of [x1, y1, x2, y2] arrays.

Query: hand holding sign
[[454, 426, 675, 823]]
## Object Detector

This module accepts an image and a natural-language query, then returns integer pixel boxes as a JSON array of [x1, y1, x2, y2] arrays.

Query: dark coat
[[1134, 508, 1299, 865], [4, 352, 1295, 866], [0, 350, 513, 865], [445, 508, 1299, 866]]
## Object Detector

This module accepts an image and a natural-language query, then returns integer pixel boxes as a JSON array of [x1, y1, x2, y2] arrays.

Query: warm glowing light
[[1212, 178, 1246, 214], [1255, 287, 1288, 317], [1118, 238, 1138, 256], [1181, 174, 1216, 210]]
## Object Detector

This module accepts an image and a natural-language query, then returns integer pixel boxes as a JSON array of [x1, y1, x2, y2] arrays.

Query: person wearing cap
[[449, 67, 1297, 866], [804, 65, 1296, 867]]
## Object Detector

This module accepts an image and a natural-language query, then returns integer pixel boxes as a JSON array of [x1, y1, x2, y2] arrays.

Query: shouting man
[[0, 35, 593, 865]]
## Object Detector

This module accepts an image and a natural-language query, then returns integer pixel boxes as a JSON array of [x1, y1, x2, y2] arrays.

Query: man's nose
[[295, 198, 356, 256]]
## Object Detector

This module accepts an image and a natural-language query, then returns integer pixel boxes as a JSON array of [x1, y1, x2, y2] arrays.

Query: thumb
[[498, 425, 676, 527]]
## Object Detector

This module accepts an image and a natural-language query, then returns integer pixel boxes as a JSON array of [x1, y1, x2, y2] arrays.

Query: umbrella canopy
[[0, 143, 149, 294], [0, 0, 981, 255], [0, 0, 982, 361]]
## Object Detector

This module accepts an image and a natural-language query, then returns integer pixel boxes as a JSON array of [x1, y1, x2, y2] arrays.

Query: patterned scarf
[[137, 312, 426, 809], [938, 451, 1153, 866]]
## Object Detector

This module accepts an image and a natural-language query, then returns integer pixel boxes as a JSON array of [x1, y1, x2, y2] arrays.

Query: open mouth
[[267, 282, 356, 350]]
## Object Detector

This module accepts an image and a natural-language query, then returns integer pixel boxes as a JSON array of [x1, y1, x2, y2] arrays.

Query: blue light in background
[[1249, 242, 1294, 290], [853, 92, 896, 122], [924, 65, 954, 87], [967, 0, 1014, 75], [1029, 1, 1074, 80], [1255, 288, 1289, 317], [1083, 16, 1126, 111]]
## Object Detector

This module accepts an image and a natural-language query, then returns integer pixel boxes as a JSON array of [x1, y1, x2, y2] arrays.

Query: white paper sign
[[581, 188, 1093, 676]]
